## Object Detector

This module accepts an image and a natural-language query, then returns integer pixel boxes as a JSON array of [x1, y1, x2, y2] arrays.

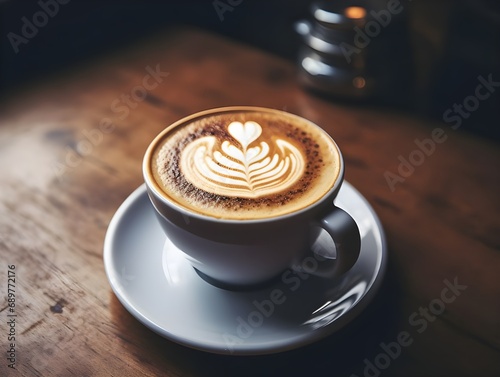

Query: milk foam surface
[[151, 111, 340, 219]]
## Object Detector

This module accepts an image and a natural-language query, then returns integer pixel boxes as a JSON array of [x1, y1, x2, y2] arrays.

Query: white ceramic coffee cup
[[143, 107, 360, 288]]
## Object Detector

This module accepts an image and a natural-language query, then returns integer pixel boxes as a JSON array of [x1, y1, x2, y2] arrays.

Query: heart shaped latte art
[[180, 121, 305, 198], [227, 121, 262, 149]]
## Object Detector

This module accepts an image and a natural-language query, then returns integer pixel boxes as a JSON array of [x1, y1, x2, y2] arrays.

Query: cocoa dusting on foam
[[153, 112, 337, 219]]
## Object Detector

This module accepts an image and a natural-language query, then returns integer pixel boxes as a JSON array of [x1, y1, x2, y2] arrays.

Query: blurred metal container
[[295, 0, 413, 102]]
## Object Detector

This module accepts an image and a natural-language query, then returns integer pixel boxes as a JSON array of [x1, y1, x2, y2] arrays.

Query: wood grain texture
[[0, 27, 499, 377]]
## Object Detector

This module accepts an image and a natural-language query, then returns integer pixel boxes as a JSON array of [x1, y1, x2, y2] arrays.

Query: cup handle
[[297, 207, 361, 278]]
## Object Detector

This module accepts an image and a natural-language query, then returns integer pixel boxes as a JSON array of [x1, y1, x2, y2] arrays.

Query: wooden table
[[1, 27, 499, 377]]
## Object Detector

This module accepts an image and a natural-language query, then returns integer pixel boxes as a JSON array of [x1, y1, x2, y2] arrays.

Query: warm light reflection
[[345, 6, 367, 19], [353, 76, 366, 89]]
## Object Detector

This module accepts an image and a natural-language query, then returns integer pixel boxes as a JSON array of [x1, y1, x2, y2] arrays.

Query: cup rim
[[143, 106, 344, 224]]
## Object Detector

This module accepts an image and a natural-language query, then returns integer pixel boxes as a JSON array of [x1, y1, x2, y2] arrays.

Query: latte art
[[180, 121, 305, 198], [149, 109, 341, 219]]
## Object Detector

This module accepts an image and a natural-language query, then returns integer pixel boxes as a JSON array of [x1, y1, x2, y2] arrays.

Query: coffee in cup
[[144, 107, 360, 287], [150, 110, 340, 220]]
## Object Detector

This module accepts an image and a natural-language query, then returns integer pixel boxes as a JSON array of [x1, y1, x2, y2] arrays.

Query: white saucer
[[103, 182, 387, 355]]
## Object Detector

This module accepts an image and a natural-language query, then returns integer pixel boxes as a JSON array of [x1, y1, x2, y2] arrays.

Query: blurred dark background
[[1, 0, 499, 140]]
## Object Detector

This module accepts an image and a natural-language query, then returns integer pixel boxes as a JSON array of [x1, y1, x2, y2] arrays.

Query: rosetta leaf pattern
[[180, 121, 304, 198]]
